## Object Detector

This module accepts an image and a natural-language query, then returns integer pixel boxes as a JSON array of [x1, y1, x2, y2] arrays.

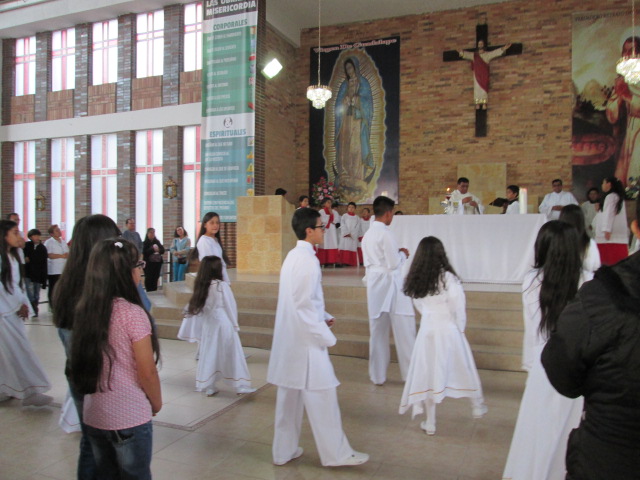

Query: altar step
[[150, 273, 525, 372]]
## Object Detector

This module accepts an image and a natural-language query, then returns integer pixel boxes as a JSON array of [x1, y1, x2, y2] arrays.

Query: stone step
[[470, 344, 522, 372], [466, 307, 523, 328], [465, 291, 522, 309], [465, 324, 523, 349]]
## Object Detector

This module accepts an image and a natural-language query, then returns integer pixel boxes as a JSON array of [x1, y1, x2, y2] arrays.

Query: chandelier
[[307, 0, 331, 109], [617, 0, 640, 85]]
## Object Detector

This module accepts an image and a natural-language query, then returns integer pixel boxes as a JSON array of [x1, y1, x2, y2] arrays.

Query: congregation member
[[580, 187, 600, 238], [593, 176, 628, 266], [362, 196, 416, 386], [542, 197, 640, 480], [505, 185, 520, 214], [267, 208, 369, 467], [23, 229, 47, 317], [559, 205, 601, 277], [122, 218, 143, 254], [194, 212, 230, 283], [357, 207, 371, 264], [44, 224, 68, 311], [297, 195, 310, 209], [538, 179, 578, 220], [6, 213, 25, 249], [338, 202, 360, 266], [170, 226, 191, 282], [142, 227, 165, 292], [399, 236, 487, 436], [0, 220, 52, 407], [450, 177, 484, 214], [317, 197, 340, 266], [70, 238, 161, 480], [502, 221, 586, 480]]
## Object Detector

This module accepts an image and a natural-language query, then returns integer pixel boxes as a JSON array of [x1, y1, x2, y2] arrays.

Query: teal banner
[[201, 0, 257, 222]]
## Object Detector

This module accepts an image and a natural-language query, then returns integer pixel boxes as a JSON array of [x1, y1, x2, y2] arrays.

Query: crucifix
[[443, 23, 522, 137]]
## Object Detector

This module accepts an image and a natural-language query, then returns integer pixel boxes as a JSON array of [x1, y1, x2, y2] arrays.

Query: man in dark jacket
[[24, 229, 48, 317], [541, 198, 640, 480]]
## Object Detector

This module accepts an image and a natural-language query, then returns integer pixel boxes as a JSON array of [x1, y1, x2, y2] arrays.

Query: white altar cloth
[[390, 214, 547, 284]]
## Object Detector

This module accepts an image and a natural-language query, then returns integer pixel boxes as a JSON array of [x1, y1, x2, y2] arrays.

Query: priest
[[450, 177, 484, 215]]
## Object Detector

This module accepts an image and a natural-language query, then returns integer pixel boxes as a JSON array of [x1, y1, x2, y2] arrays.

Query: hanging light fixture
[[617, 0, 640, 84], [307, 0, 332, 109]]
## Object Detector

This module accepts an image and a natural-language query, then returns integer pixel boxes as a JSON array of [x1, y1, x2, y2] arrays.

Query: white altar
[[390, 214, 547, 284]]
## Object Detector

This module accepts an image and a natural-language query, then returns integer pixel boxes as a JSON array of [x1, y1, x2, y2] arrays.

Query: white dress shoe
[[273, 447, 303, 466], [332, 451, 369, 466]]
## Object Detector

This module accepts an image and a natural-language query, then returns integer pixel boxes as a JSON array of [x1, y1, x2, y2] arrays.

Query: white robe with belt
[[196, 235, 230, 283]]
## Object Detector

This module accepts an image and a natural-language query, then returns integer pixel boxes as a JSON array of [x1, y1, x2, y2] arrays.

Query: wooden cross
[[443, 23, 522, 137]]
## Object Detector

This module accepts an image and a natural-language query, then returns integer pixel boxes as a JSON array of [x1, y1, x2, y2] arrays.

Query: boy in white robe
[[361, 196, 416, 385], [267, 208, 369, 467], [338, 202, 360, 266]]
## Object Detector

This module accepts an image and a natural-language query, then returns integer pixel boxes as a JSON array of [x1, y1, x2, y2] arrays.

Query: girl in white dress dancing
[[180, 255, 255, 396], [399, 236, 486, 435]]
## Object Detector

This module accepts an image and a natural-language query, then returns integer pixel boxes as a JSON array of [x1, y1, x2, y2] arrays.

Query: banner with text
[[201, 0, 257, 222]]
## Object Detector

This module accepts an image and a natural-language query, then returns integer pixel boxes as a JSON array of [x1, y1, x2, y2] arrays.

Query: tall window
[[52, 28, 76, 91], [15, 36, 36, 96], [135, 130, 163, 241], [93, 20, 118, 85], [14, 141, 36, 234], [183, 126, 201, 237], [51, 138, 75, 239], [91, 134, 118, 221], [136, 10, 164, 78], [184, 2, 203, 72]]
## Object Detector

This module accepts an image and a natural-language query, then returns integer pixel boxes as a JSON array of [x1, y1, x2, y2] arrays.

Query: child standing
[[23, 228, 48, 317], [317, 197, 339, 266], [195, 212, 230, 282], [0, 220, 52, 406], [180, 255, 255, 396], [399, 236, 486, 435], [357, 207, 371, 264], [268, 208, 368, 467], [338, 202, 360, 266], [70, 238, 161, 480]]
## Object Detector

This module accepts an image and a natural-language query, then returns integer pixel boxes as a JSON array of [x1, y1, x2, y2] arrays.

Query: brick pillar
[[75, 135, 91, 219], [34, 139, 51, 233], [117, 14, 135, 113], [34, 32, 51, 122], [162, 126, 182, 243], [254, 0, 266, 196], [163, 4, 183, 107], [2, 39, 16, 126], [74, 24, 91, 118], [117, 131, 136, 227], [1, 142, 14, 210]]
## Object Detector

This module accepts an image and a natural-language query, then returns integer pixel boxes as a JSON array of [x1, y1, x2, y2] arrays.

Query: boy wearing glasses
[[267, 208, 368, 467]]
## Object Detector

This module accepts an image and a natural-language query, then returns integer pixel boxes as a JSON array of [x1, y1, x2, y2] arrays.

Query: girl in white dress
[[502, 221, 586, 480], [399, 236, 486, 435], [194, 212, 230, 282], [0, 220, 52, 406], [180, 255, 255, 396]]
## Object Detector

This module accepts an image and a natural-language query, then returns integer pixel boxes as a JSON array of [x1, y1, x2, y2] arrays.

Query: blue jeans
[[172, 261, 187, 282], [24, 278, 41, 312], [85, 421, 153, 480], [58, 328, 98, 480]]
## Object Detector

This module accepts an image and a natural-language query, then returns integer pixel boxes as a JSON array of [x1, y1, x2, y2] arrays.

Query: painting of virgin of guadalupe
[[322, 49, 388, 204]]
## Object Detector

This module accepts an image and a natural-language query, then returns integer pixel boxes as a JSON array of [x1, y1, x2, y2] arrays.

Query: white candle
[[519, 188, 528, 214]]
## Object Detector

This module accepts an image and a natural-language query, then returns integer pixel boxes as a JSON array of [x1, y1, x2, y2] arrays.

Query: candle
[[519, 188, 528, 214]]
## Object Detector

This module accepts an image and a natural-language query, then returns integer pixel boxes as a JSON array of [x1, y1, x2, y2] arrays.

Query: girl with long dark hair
[[0, 220, 52, 407], [70, 238, 161, 479], [193, 212, 230, 282], [559, 204, 601, 277], [503, 221, 585, 480], [399, 236, 486, 435], [594, 176, 629, 265], [178, 256, 254, 396]]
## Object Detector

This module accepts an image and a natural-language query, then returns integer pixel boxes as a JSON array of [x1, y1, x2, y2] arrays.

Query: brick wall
[[10, 95, 35, 124], [132, 76, 163, 110], [1, 142, 14, 211], [88, 84, 116, 115], [74, 23, 91, 118], [117, 14, 135, 113], [75, 135, 91, 220], [34, 139, 51, 233], [34, 32, 50, 122], [163, 4, 183, 107], [162, 126, 182, 243], [2, 39, 16, 126], [179, 70, 201, 104], [47, 90, 73, 120]]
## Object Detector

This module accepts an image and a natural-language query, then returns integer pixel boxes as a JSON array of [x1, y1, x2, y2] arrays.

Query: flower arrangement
[[311, 176, 341, 206], [625, 177, 640, 200]]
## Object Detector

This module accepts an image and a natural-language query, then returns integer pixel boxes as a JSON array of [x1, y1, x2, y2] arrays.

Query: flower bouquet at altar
[[311, 176, 341, 206]]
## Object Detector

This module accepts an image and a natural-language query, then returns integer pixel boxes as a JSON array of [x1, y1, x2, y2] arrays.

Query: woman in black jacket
[[23, 229, 48, 316], [142, 228, 165, 291]]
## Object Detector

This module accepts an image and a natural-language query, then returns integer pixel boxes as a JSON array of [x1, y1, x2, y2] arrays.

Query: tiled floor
[[1, 312, 526, 480]]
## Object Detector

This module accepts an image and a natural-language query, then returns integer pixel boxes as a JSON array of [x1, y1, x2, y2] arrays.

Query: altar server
[[357, 207, 371, 264], [338, 202, 360, 266], [0, 220, 52, 406], [180, 255, 255, 396], [267, 208, 368, 467], [317, 198, 340, 266], [361, 195, 416, 385], [502, 221, 585, 480], [399, 236, 487, 435]]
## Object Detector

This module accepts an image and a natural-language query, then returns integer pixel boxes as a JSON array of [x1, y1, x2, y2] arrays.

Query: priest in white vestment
[[267, 208, 368, 467], [539, 179, 578, 220], [361, 196, 416, 385], [450, 177, 484, 215]]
